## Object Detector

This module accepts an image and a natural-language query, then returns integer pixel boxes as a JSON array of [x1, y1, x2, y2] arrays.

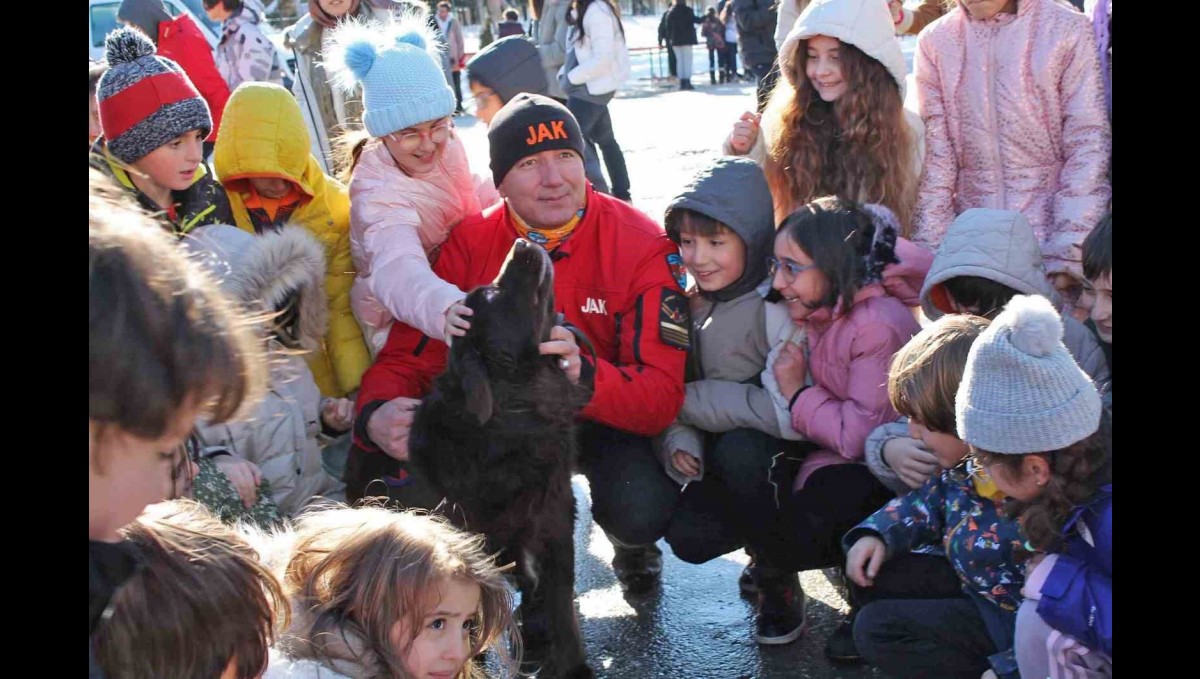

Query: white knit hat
[[956, 295, 1102, 453]]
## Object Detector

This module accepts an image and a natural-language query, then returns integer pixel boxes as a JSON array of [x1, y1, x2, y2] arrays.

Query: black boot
[[824, 611, 865, 664], [753, 569, 807, 645], [610, 538, 663, 594], [710, 70, 717, 85], [718, 70, 727, 84]]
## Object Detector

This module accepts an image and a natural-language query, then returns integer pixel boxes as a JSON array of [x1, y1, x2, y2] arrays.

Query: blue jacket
[[846, 465, 1027, 613], [1039, 484, 1112, 656]]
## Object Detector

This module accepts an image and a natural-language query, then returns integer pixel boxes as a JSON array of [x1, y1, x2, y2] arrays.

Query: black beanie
[[488, 93, 586, 187]]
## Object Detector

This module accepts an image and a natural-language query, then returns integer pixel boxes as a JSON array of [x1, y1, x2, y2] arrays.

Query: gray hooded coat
[[655, 157, 807, 484]]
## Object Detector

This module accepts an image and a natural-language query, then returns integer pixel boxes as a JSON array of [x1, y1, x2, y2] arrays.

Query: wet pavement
[[569, 477, 884, 679]]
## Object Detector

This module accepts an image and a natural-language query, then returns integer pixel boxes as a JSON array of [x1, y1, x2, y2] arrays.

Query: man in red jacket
[[118, 0, 230, 153], [347, 94, 688, 591]]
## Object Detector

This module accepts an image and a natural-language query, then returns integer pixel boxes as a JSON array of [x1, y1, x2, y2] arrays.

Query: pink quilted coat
[[789, 238, 933, 490], [348, 132, 500, 353], [911, 0, 1111, 280]]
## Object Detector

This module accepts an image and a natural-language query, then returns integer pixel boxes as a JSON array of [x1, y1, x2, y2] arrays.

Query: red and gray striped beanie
[[97, 27, 212, 164]]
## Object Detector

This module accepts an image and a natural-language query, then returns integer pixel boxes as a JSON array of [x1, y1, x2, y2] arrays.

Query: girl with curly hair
[[724, 0, 923, 233]]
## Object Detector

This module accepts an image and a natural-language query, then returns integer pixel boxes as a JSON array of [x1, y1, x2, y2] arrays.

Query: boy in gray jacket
[[657, 157, 810, 642]]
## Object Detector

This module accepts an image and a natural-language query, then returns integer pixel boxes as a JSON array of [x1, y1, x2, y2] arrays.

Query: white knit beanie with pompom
[[956, 294, 1102, 453]]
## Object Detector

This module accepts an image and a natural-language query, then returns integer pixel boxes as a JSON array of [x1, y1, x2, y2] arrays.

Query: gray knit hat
[[97, 27, 212, 164], [956, 294, 1102, 453]]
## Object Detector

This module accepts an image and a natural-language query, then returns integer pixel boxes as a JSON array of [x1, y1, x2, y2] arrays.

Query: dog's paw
[[563, 665, 596, 679]]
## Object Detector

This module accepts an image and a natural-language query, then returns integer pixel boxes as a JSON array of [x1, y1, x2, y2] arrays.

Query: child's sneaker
[[753, 571, 807, 645]]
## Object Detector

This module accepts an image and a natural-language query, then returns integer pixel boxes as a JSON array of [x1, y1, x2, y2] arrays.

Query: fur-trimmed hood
[[182, 224, 329, 350]]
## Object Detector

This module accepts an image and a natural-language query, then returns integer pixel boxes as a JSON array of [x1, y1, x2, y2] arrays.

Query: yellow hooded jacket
[[214, 82, 370, 397]]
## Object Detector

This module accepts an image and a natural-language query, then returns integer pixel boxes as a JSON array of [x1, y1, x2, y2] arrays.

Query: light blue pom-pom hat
[[325, 12, 456, 138]]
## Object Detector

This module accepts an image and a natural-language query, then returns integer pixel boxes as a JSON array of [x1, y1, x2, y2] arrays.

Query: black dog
[[409, 239, 594, 679]]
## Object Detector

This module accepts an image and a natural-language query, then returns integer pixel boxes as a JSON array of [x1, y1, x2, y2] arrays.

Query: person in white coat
[[558, 0, 633, 201]]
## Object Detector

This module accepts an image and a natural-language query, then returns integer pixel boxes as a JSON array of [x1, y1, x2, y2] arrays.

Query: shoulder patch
[[659, 289, 690, 350], [666, 253, 688, 291]]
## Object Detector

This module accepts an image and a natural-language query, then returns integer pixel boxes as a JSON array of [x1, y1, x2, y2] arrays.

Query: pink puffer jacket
[[789, 239, 933, 490], [911, 0, 1110, 280], [348, 132, 500, 353]]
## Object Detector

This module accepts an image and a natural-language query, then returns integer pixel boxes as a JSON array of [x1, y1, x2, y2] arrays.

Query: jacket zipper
[[987, 24, 1005, 207], [945, 502, 973, 564], [691, 301, 717, 380]]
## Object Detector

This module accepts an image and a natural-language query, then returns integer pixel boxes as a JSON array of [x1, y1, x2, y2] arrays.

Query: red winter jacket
[[157, 15, 230, 143], [354, 188, 687, 448]]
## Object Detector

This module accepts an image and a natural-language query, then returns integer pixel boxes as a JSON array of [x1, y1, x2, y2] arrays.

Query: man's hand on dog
[[368, 397, 421, 461], [444, 300, 473, 344], [539, 325, 582, 384]]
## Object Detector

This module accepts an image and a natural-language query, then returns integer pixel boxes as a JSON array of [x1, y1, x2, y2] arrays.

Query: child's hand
[[728, 111, 761, 155], [213, 455, 263, 509], [671, 450, 701, 478], [444, 300, 473, 344], [321, 397, 355, 432], [846, 535, 887, 588], [774, 341, 808, 404], [882, 436, 940, 489], [888, 0, 903, 23]]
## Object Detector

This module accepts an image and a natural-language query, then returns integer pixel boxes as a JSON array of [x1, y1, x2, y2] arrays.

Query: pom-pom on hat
[[325, 14, 456, 138]]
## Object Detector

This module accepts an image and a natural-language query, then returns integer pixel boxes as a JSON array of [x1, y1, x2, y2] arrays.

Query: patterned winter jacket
[[216, 5, 283, 90], [845, 465, 1027, 613]]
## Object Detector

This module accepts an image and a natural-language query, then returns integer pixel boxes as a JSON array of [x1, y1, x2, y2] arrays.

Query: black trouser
[[451, 70, 464, 111], [707, 47, 718, 72], [566, 97, 632, 201], [665, 428, 798, 564], [855, 597, 998, 679], [722, 43, 738, 77], [753, 463, 893, 574], [573, 422, 680, 546], [345, 422, 679, 547], [665, 42, 677, 76]]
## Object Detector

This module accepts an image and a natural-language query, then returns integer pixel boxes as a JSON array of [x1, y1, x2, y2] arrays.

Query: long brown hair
[[278, 505, 519, 679], [762, 39, 916, 234], [974, 411, 1112, 553]]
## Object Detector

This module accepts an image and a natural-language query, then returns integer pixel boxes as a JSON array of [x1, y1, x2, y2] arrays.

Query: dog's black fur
[[408, 239, 594, 679]]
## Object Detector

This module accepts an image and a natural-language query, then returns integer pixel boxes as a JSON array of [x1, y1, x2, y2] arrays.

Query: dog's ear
[[460, 346, 494, 425]]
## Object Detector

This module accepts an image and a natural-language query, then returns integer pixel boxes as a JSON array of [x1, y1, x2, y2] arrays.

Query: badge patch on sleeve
[[659, 289, 691, 350], [666, 253, 688, 291]]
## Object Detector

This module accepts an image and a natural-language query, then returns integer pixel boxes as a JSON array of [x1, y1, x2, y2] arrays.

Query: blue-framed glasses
[[767, 255, 816, 282]]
